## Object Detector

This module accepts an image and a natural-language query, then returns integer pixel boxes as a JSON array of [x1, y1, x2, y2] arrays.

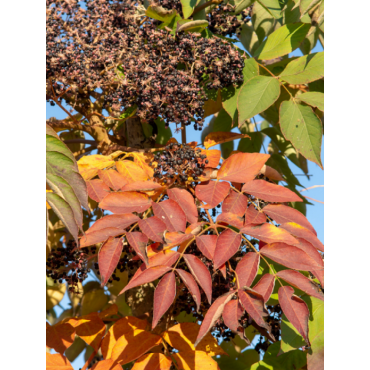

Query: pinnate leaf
[[183, 254, 213, 304], [138, 217, 166, 243], [242, 179, 303, 202], [244, 206, 266, 225], [195, 235, 217, 260], [152, 272, 177, 329], [235, 252, 260, 289], [88, 213, 139, 234], [201, 149, 221, 168], [46, 322, 76, 354], [116, 160, 148, 184], [204, 132, 250, 149], [239, 288, 269, 330], [195, 180, 230, 209], [86, 179, 110, 202], [80, 228, 124, 248], [241, 223, 299, 245], [121, 181, 163, 192], [213, 229, 241, 270], [176, 269, 201, 312], [222, 299, 246, 340], [278, 286, 309, 344], [152, 199, 187, 232], [252, 273, 275, 302], [217, 212, 244, 229], [98, 169, 128, 191], [99, 192, 152, 214], [222, 190, 249, 217], [167, 188, 198, 224], [99, 237, 123, 286], [46, 353, 73, 370], [131, 353, 172, 370], [172, 351, 220, 370], [298, 92, 324, 112], [126, 232, 149, 265], [217, 152, 270, 184]]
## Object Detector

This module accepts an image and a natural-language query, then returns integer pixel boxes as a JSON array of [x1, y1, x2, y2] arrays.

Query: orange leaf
[[259, 165, 284, 182], [121, 181, 163, 192], [46, 322, 75, 354], [200, 149, 221, 168], [116, 160, 148, 183], [110, 329, 162, 364], [216, 212, 244, 229], [98, 304, 118, 320], [204, 132, 250, 150], [222, 190, 249, 217], [98, 169, 128, 191], [87, 180, 111, 202], [98, 237, 123, 286], [131, 353, 172, 370], [99, 192, 152, 213], [46, 353, 73, 370], [217, 153, 270, 184], [195, 180, 230, 209], [80, 228, 124, 248], [163, 323, 226, 356], [87, 213, 139, 234], [78, 155, 115, 180], [172, 351, 219, 370], [167, 188, 198, 224], [101, 316, 147, 359], [90, 359, 122, 370]]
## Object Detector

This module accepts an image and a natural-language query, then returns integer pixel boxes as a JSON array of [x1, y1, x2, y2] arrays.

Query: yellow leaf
[[116, 160, 149, 183], [204, 132, 250, 149], [172, 351, 219, 370], [78, 155, 115, 180], [131, 353, 172, 370]]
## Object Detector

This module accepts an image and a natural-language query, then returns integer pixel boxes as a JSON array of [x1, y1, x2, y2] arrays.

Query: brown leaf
[[242, 180, 303, 202], [244, 206, 266, 225], [98, 304, 118, 320], [46, 353, 73, 370], [176, 269, 201, 312], [195, 235, 217, 260], [194, 291, 235, 347], [99, 237, 123, 286], [216, 212, 244, 229], [278, 286, 310, 344], [99, 192, 152, 213], [204, 132, 250, 150], [235, 252, 260, 289], [217, 153, 270, 183], [195, 180, 230, 209], [277, 270, 324, 301], [152, 199, 187, 232], [213, 229, 242, 270], [183, 254, 213, 305], [252, 274, 275, 302], [152, 272, 176, 328], [222, 190, 249, 216], [126, 232, 149, 265], [87, 179, 111, 202], [241, 223, 299, 245], [98, 169, 128, 191], [262, 204, 316, 235], [131, 353, 172, 370], [167, 188, 198, 224], [46, 322, 75, 354], [139, 217, 167, 243], [260, 243, 322, 271]]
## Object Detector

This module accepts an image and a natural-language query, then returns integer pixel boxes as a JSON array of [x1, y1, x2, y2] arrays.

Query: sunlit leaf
[[298, 92, 324, 112], [46, 353, 73, 370], [139, 217, 166, 243], [116, 160, 149, 184], [222, 190, 249, 217], [86, 179, 111, 202], [90, 359, 122, 370], [98, 169, 128, 191], [172, 351, 219, 370], [244, 206, 266, 225], [195, 235, 217, 260], [217, 212, 244, 229], [98, 237, 123, 286], [46, 322, 75, 354], [167, 188, 198, 224], [235, 252, 260, 289], [204, 132, 250, 149], [127, 232, 149, 265], [252, 273, 275, 302], [131, 353, 172, 370], [239, 288, 269, 329], [152, 199, 187, 232], [222, 299, 246, 341], [99, 192, 152, 214], [213, 229, 242, 270], [195, 180, 230, 209]]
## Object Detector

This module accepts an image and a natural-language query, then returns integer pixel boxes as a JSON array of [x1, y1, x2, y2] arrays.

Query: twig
[[299, 185, 324, 192], [302, 195, 324, 204], [181, 123, 187, 144], [63, 139, 97, 145]]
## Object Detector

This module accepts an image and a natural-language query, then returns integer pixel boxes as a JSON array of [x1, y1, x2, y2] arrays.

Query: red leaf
[[195, 180, 230, 209], [262, 204, 316, 235], [311, 268, 324, 289], [46, 322, 75, 354], [183, 254, 213, 304], [87, 213, 140, 234], [99, 237, 123, 286], [238, 288, 269, 330], [46, 353, 73, 370], [260, 243, 322, 271], [241, 223, 299, 245], [164, 232, 193, 248], [152, 199, 186, 232], [152, 272, 176, 329], [277, 270, 324, 301], [217, 153, 270, 183], [99, 192, 152, 213], [219, 263, 227, 279], [252, 274, 275, 302], [176, 269, 201, 311], [98, 169, 128, 191], [167, 188, 198, 224], [222, 190, 249, 216], [213, 229, 241, 270], [80, 228, 124, 248], [194, 291, 235, 347], [138, 217, 166, 243], [244, 206, 266, 225], [126, 232, 149, 265], [121, 266, 172, 294], [259, 164, 284, 182], [195, 235, 217, 260], [235, 252, 260, 289], [121, 181, 163, 192], [278, 286, 310, 343], [216, 212, 244, 229], [280, 222, 324, 252], [87, 179, 110, 202], [222, 299, 245, 339], [242, 180, 303, 202]]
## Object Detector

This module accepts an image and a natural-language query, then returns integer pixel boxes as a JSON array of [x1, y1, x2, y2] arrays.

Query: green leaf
[[298, 92, 324, 111], [237, 76, 281, 122], [155, 118, 173, 145], [46, 135, 76, 164], [81, 289, 109, 316], [254, 23, 311, 60], [239, 23, 261, 56], [115, 105, 137, 131], [280, 314, 306, 354], [234, 0, 255, 14], [222, 58, 259, 122], [308, 78, 324, 93], [65, 336, 86, 363], [300, 0, 321, 17], [213, 108, 233, 132], [177, 19, 209, 33], [279, 99, 323, 168], [284, 0, 311, 23], [46, 192, 79, 242], [299, 26, 320, 54], [258, 0, 282, 19], [252, 1, 276, 43], [261, 342, 307, 369], [221, 141, 234, 159], [192, 0, 207, 20], [280, 52, 324, 84], [180, 0, 198, 19], [145, 5, 178, 23], [238, 132, 263, 153]]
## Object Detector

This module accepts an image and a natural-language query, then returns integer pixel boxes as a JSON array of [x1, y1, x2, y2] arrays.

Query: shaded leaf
[[242, 179, 303, 202], [131, 353, 172, 370], [126, 232, 149, 265], [244, 206, 266, 225], [139, 217, 166, 243], [235, 252, 260, 289], [152, 199, 187, 232], [180, 0, 198, 19], [46, 322, 75, 354], [81, 289, 109, 316], [176, 269, 201, 312], [222, 299, 246, 340], [167, 188, 198, 224], [99, 192, 152, 213], [252, 273, 275, 302], [213, 229, 242, 270], [278, 286, 309, 343], [195, 235, 217, 260], [195, 180, 230, 209], [204, 132, 250, 149], [280, 313, 306, 354], [46, 353, 73, 370], [183, 254, 213, 304], [99, 237, 123, 286], [222, 190, 249, 217], [87, 179, 111, 202]]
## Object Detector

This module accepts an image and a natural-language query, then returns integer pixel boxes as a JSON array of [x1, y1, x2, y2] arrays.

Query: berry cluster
[[151, 143, 208, 183], [46, 0, 245, 129], [46, 241, 95, 293], [208, 5, 252, 37]]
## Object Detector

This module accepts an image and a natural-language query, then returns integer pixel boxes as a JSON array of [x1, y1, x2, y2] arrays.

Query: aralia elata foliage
[[46, 1, 324, 370]]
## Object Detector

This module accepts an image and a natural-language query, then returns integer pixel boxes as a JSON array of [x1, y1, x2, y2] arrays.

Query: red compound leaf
[[222, 190, 249, 217], [138, 217, 167, 243], [252, 273, 275, 302], [235, 252, 260, 289], [152, 199, 187, 232], [241, 223, 298, 245], [213, 229, 241, 270], [195, 235, 217, 260], [195, 180, 230, 209], [244, 206, 266, 225], [98, 237, 123, 286], [126, 232, 149, 265], [167, 188, 198, 224], [87, 179, 110, 202], [176, 269, 201, 312]]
